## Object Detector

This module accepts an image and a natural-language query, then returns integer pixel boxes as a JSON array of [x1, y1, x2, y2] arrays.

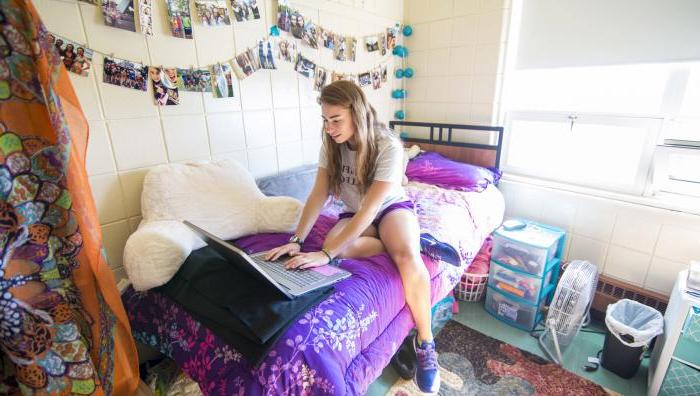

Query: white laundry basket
[[454, 272, 489, 302]]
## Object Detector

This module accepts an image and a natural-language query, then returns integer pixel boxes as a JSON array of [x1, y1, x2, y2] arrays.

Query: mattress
[[122, 182, 504, 395]]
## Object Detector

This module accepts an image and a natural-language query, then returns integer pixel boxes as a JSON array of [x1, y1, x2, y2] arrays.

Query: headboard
[[389, 121, 504, 169]]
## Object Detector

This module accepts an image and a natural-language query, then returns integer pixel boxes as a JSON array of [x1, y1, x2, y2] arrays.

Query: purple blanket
[[123, 183, 504, 395]]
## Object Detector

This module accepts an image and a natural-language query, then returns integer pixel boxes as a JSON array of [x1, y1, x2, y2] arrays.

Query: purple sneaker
[[414, 335, 440, 393]]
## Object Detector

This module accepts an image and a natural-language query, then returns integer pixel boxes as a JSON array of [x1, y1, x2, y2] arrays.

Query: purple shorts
[[338, 200, 415, 228]]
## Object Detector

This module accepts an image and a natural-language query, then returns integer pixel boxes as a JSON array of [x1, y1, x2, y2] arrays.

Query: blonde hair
[[319, 80, 395, 196]]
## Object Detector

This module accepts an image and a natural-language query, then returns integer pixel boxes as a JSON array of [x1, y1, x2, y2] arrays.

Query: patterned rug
[[386, 321, 617, 395]]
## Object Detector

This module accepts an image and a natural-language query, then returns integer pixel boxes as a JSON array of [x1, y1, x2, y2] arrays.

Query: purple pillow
[[405, 151, 501, 192]]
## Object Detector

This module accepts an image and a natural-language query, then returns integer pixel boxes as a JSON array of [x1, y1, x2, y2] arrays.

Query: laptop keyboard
[[253, 257, 325, 288]]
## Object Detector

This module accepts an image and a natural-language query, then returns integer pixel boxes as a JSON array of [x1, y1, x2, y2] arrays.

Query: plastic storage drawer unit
[[492, 220, 566, 277], [485, 286, 545, 331], [489, 259, 557, 304]]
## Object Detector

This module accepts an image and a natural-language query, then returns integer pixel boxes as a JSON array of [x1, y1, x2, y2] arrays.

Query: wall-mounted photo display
[[149, 66, 180, 105], [333, 36, 356, 62], [277, 1, 291, 31], [321, 27, 334, 50], [258, 40, 277, 69], [231, 0, 260, 22], [358, 71, 371, 87], [176, 67, 212, 92], [48, 33, 93, 77], [195, 0, 231, 26], [232, 47, 259, 78], [371, 67, 381, 89], [210, 63, 235, 98], [139, 0, 153, 35], [314, 67, 327, 91], [365, 35, 379, 52], [290, 10, 304, 39], [295, 55, 315, 78], [381, 64, 388, 82], [378, 33, 387, 56], [277, 39, 297, 63], [302, 20, 320, 49], [165, 0, 193, 39], [103, 56, 148, 91], [102, 0, 136, 32], [386, 26, 398, 51]]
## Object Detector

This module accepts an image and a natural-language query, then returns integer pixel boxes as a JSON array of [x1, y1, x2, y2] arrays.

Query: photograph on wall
[[313, 67, 327, 92], [103, 56, 148, 91], [102, 0, 136, 32], [231, 0, 260, 22], [365, 35, 379, 52], [381, 64, 388, 82], [210, 63, 235, 98], [176, 67, 212, 92], [165, 0, 193, 39], [258, 39, 277, 69], [149, 67, 180, 105], [233, 51, 258, 79], [139, 0, 153, 35], [371, 67, 381, 89], [277, 39, 297, 63], [333, 35, 356, 62], [48, 33, 93, 77], [386, 26, 398, 51], [277, 0, 291, 32], [321, 28, 334, 50], [378, 33, 387, 55], [195, 0, 231, 26], [290, 11, 304, 39], [358, 71, 371, 87], [302, 20, 319, 49], [294, 55, 315, 78]]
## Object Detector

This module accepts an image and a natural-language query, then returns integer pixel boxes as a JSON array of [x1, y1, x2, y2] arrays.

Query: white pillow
[[124, 160, 303, 291]]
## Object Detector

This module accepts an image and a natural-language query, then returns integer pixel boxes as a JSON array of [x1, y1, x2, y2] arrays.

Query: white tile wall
[[501, 180, 700, 296], [404, 0, 508, 124], [36, 0, 402, 281]]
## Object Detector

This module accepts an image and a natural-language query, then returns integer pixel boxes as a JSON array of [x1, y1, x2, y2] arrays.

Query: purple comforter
[[122, 183, 504, 395]]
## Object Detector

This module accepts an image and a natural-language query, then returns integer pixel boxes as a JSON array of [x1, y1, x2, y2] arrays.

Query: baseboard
[[590, 274, 669, 318]]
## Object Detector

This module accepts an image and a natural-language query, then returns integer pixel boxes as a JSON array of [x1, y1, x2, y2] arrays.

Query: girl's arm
[[321, 180, 393, 257]]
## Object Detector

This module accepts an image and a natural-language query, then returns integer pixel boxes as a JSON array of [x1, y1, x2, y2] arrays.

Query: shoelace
[[416, 347, 438, 371]]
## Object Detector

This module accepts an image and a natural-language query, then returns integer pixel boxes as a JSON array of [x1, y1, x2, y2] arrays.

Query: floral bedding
[[122, 182, 504, 395]]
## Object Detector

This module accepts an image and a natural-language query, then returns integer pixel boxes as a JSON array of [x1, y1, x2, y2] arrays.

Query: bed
[[122, 122, 505, 395]]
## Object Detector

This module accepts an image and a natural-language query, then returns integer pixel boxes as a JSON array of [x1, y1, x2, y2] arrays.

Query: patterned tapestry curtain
[[0, 0, 139, 394]]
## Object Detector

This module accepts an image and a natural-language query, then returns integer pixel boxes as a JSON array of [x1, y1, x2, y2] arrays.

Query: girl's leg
[[325, 218, 385, 258], [377, 209, 432, 342]]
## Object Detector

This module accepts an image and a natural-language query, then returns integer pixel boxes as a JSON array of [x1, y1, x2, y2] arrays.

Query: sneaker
[[413, 335, 440, 393]]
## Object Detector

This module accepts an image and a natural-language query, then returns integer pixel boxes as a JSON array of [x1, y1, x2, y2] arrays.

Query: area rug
[[386, 320, 617, 395]]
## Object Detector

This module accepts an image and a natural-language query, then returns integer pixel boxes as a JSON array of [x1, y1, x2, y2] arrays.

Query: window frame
[[503, 110, 663, 195]]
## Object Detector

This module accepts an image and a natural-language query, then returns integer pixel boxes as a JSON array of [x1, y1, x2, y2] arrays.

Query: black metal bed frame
[[388, 121, 504, 169]]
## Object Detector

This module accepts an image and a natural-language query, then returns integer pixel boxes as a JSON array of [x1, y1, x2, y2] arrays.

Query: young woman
[[265, 80, 440, 393]]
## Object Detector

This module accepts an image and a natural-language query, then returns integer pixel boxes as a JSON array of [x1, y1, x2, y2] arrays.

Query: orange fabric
[[0, 0, 138, 394]]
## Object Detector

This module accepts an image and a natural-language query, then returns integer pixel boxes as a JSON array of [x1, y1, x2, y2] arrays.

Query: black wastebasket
[[601, 330, 645, 378], [601, 299, 663, 378]]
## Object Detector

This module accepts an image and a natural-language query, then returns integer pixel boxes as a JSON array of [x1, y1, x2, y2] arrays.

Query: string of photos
[[50, 0, 407, 107]]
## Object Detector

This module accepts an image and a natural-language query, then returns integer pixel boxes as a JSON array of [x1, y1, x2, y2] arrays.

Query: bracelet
[[320, 247, 333, 264]]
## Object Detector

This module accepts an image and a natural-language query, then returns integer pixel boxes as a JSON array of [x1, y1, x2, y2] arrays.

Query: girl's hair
[[319, 80, 395, 196]]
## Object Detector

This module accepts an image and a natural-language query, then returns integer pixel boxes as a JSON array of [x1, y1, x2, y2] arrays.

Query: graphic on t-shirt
[[341, 164, 357, 186]]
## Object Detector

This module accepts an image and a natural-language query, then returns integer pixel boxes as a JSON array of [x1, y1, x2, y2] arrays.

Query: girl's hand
[[284, 251, 330, 270], [264, 243, 301, 261]]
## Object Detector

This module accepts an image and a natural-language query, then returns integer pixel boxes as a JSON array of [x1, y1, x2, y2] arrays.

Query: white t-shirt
[[319, 134, 407, 214]]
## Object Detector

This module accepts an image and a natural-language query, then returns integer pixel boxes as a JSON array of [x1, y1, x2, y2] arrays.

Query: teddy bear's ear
[[255, 196, 303, 234]]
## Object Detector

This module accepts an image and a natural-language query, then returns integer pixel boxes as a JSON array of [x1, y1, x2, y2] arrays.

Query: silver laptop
[[183, 221, 351, 299]]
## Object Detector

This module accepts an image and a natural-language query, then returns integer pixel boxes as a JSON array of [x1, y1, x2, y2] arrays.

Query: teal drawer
[[659, 358, 700, 396], [674, 306, 700, 367]]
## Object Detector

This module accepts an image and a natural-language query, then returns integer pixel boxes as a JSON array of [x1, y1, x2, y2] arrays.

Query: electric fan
[[538, 260, 599, 365]]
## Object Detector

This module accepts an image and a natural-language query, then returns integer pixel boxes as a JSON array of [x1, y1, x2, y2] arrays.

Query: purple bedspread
[[122, 183, 504, 395]]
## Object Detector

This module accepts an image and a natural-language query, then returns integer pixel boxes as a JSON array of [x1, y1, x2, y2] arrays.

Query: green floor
[[366, 301, 648, 396]]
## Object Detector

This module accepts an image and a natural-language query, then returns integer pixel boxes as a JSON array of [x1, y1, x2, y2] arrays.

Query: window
[[503, 62, 700, 197]]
